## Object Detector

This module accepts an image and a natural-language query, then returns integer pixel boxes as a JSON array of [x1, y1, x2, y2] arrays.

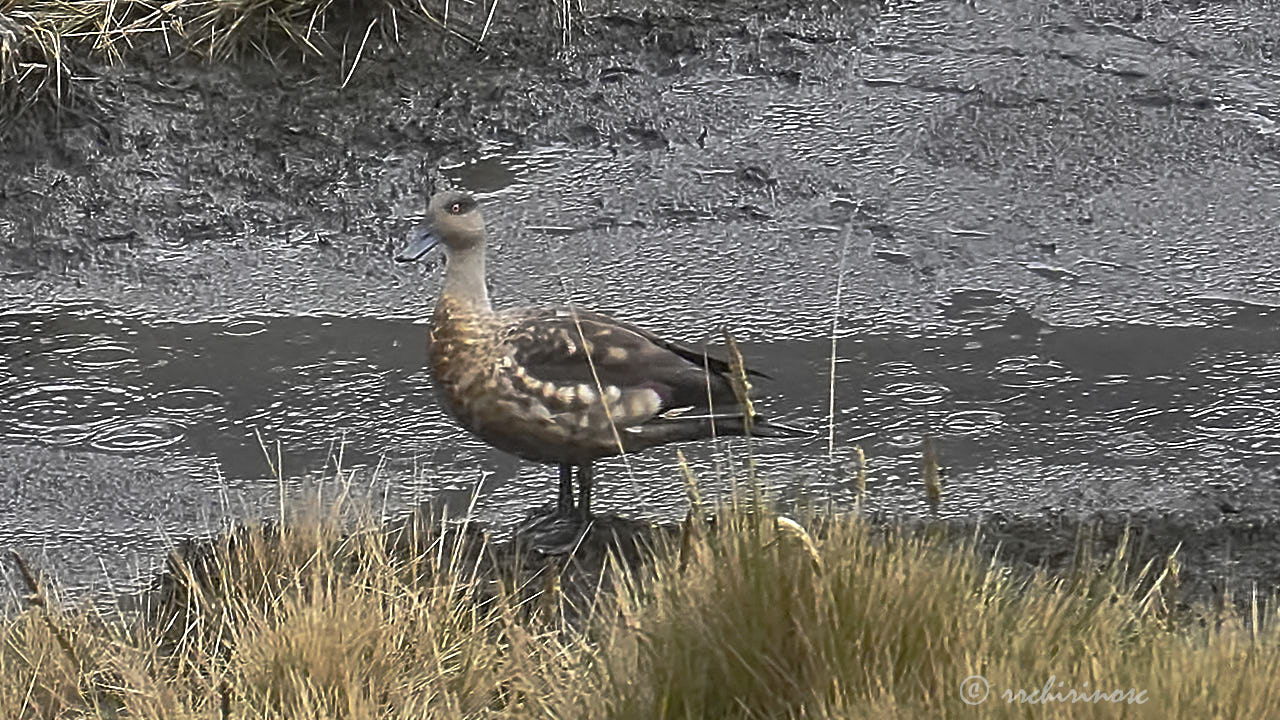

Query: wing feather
[[501, 308, 753, 415]]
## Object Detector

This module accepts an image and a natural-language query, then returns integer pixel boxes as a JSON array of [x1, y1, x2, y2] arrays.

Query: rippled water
[[3, 292, 1278, 595], [3, 0, 1280, 597]]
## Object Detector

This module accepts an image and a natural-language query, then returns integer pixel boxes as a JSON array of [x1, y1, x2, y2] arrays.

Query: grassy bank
[[0, 0, 567, 115], [2, 488, 1278, 719]]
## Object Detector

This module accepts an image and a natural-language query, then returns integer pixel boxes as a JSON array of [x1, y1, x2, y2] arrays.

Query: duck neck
[[441, 243, 491, 313]]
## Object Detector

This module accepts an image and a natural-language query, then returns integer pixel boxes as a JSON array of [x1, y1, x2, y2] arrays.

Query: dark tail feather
[[750, 415, 817, 439], [640, 413, 815, 445]]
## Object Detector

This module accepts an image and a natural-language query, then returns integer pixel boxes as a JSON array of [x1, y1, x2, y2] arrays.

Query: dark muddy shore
[[2, 0, 1280, 604], [0, 0, 873, 275]]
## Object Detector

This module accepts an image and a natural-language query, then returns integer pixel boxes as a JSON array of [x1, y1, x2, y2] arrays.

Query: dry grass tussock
[[0, 0, 579, 115], [3, 488, 1280, 718]]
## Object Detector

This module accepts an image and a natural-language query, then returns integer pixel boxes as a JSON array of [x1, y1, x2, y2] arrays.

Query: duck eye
[[449, 202, 463, 214]]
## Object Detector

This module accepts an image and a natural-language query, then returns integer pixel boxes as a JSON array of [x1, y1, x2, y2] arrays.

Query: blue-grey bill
[[395, 228, 441, 262]]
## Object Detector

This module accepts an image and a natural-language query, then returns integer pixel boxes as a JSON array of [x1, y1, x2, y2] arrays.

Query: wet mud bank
[[3, 0, 1280, 600], [0, 0, 876, 275]]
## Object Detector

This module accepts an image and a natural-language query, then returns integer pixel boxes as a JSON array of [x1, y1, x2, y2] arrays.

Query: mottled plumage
[[397, 190, 807, 517]]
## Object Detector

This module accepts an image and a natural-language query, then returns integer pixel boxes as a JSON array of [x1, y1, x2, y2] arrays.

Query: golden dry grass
[[0, 4, 73, 116], [2, 482, 1278, 719]]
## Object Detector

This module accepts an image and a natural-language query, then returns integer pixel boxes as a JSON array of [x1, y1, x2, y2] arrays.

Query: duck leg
[[576, 462, 594, 518], [557, 464, 575, 514]]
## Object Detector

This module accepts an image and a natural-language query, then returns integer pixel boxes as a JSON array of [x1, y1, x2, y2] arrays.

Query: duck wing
[[498, 307, 812, 447], [501, 307, 752, 416]]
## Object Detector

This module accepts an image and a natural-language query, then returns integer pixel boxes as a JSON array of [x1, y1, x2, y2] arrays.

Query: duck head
[[396, 191, 485, 263]]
